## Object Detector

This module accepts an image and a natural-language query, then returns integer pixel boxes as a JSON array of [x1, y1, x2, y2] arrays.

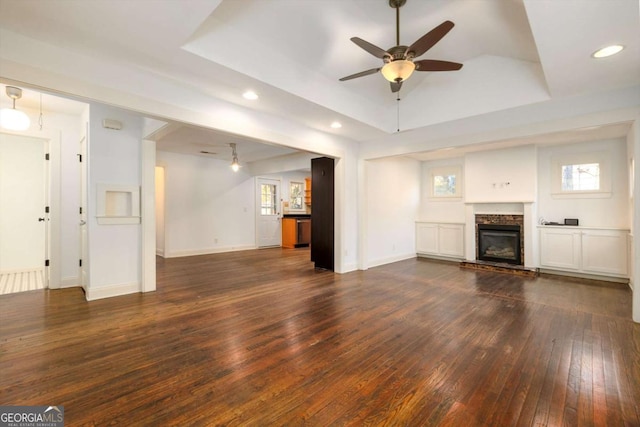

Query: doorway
[[0, 133, 49, 294], [256, 177, 281, 248]]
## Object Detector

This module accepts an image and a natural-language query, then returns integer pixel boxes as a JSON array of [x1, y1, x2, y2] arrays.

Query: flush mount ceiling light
[[330, 121, 342, 129], [230, 143, 240, 172], [242, 90, 259, 100], [0, 86, 31, 131], [592, 44, 624, 58]]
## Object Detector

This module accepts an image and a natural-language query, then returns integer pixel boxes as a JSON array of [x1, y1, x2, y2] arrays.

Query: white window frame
[[428, 165, 463, 199], [288, 181, 306, 212], [551, 151, 611, 198]]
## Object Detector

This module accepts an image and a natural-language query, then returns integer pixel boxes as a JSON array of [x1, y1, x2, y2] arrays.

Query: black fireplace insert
[[477, 224, 522, 265]]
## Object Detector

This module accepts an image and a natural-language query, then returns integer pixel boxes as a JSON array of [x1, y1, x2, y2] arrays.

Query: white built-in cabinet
[[416, 222, 465, 259], [539, 226, 629, 278]]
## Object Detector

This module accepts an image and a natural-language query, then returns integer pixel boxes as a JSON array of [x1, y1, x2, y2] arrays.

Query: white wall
[[538, 139, 629, 228], [364, 157, 421, 268], [465, 145, 537, 203], [87, 104, 142, 299], [157, 151, 256, 257], [418, 157, 466, 222]]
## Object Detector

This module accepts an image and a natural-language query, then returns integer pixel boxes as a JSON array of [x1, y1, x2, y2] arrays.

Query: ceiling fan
[[339, 0, 463, 93]]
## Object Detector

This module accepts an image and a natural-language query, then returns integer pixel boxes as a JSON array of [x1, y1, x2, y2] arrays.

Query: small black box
[[564, 218, 579, 226]]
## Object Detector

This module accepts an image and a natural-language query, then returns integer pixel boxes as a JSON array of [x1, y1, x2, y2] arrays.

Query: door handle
[[79, 220, 86, 226], [38, 217, 45, 222]]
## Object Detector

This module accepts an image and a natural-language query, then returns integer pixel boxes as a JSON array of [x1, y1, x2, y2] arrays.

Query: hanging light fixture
[[0, 86, 31, 131], [230, 143, 240, 172]]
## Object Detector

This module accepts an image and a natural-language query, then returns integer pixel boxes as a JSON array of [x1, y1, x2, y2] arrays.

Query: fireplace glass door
[[477, 224, 521, 265]]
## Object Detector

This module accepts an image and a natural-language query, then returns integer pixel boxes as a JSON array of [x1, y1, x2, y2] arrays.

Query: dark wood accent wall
[[311, 157, 334, 270]]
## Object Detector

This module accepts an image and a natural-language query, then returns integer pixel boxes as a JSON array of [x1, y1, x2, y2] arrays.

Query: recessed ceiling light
[[592, 45, 624, 58], [243, 90, 259, 100], [330, 121, 342, 129]]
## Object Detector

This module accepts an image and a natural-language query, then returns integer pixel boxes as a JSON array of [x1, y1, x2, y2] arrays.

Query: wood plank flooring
[[1, 248, 638, 426]]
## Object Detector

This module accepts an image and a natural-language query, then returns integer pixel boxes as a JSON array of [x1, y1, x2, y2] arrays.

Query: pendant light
[[230, 143, 240, 172], [0, 86, 31, 131]]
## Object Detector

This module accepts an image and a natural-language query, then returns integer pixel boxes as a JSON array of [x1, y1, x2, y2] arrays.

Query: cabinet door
[[438, 224, 464, 257], [416, 223, 439, 254], [540, 228, 581, 270], [581, 230, 628, 276], [281, 218, 297, 249]]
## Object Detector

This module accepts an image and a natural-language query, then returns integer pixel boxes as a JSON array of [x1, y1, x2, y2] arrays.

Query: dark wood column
[[311, 157, 334, 270]]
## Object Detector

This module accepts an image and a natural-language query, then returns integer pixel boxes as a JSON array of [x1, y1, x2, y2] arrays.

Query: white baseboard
[[338, 262, 358, 273], [60, 276, 80, 288], [417, 253, 464, 263], [156, 248, 165, 257], [539, 268, 629, 284], [165, 244, 257, 258], [366, 252, 416, 269], [85, 281, 140, 301]]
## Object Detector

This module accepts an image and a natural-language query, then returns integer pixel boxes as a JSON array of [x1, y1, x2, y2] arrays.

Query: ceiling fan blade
[[339, 67, 381, 81], [407, 20, 455, 58], [350, 37, 390, 59], [414, 59, 463, 72], [390, 81, 403, 93]]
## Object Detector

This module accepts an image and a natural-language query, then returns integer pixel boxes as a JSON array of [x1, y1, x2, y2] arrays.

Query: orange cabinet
[[304, 177, 311, 206], [282, 218, 297, 249], [282, 217, 311, 249]]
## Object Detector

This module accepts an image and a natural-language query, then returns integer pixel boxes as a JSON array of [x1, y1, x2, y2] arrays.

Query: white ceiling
[[148, 122, 301, 162], [0, 84, 87, 115], [0, 0, 638, 157]]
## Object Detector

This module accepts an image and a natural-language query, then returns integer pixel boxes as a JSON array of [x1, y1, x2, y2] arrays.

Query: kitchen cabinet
[[539, 226, 629, 278], [416, 222, 465, 259], [282, 217, 310, 249], [304, 177, 311, 206]]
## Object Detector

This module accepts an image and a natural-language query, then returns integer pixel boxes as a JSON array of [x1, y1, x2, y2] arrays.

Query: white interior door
[[256, 178, 281, 248], [0, 133, 48, 280]]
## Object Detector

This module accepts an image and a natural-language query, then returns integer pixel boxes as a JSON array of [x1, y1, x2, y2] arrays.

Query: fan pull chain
[[396, 92, 401, 132]]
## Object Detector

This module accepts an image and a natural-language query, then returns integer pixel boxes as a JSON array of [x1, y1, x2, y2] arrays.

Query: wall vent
[[102, 119, 123, 130]]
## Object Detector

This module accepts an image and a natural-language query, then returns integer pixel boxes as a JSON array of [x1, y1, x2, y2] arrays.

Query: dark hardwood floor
[[1, 248, 638, 426]]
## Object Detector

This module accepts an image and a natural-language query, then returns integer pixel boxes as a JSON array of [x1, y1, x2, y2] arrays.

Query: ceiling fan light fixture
[[0, 86, 31, 131], [381, 60, 415, 83]]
